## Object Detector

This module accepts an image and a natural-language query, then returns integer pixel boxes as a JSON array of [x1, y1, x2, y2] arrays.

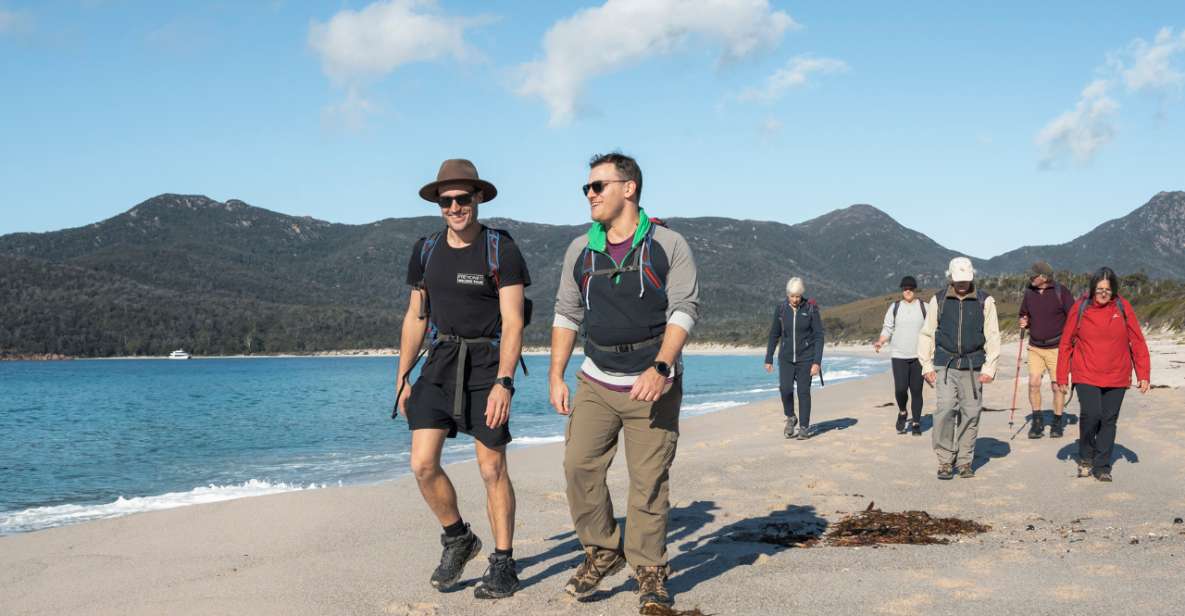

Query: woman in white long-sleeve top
[[874, 276, 927, 436]]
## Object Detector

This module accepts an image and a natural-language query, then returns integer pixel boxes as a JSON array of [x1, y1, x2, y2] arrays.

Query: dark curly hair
[[588, 152, 643, 203]]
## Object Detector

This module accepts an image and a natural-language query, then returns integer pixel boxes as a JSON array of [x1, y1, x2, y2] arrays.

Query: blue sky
[[2, 1, 1183, 258]]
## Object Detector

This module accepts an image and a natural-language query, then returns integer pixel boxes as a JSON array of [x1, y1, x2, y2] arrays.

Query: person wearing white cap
[[917, 257, 1001, 480]]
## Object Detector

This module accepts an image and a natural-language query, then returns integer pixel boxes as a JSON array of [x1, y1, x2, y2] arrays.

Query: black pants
[[779, 360, 813, 427], [1074, 384, 1126, 472], [891, 358, 923, 423]]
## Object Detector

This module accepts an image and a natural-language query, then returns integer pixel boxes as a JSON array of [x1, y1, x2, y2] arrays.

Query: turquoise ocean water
[[0, 354, 884, 534]]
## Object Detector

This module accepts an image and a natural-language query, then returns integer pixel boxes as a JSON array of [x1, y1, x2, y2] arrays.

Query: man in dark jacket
[[1018, 261, 1075, 438], [764, 277, 825, 440]]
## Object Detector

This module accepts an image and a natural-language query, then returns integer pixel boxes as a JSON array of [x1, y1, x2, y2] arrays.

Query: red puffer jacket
[[1056, 296, 1151, 388]]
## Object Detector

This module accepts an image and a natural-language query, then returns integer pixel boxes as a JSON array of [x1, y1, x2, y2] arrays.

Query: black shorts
[[404, 379, 512, 448]]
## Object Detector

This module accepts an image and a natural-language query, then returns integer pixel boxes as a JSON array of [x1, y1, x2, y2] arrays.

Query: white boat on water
[[168, 349, 191, 360]]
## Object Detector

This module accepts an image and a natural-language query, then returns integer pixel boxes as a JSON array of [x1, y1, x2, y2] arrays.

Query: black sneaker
[[957, 464, 975, 479], [474, 553, 519, 599], [1049, 414, 1064, 438], [937, 463, 955, 480], [911, 421, 922, 436], [430, 525, 482, 591], [895, 411, 908, 434], [1028, 411, 1045, 439], [783, 416, 797, 439], [1077, 462, 1093, 478], [1093, 469, 1113, 483], [635, 565, 673, 608], [564, 546, 626, 599]]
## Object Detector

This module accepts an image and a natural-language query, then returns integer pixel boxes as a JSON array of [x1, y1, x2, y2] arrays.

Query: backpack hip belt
[[586, 333, 664, 355]]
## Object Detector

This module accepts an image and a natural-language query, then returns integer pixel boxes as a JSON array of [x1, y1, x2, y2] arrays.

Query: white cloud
[[308, 0, 486, 84], [321, 87, 381, 133], [1121, 27, 1185, 94], [739, 55, 848, 102], [518, 0, 799, 126], [308, 0, 489, 128], [0, 6, 32, 34], [1035, 79, 1119, 167]]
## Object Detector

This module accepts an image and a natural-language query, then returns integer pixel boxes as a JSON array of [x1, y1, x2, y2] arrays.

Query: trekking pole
[[1008, 329, 1025, 438]]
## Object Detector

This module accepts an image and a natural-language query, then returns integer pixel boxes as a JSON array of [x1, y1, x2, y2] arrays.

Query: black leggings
[[891, 358, 923, 423], [779, 361, 814, 427], [1074, 384, 1127, 472]]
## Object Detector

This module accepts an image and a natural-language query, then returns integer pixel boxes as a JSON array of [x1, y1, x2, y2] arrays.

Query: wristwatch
[[494, 376, 515, 394], [652, 361, 671, 377]]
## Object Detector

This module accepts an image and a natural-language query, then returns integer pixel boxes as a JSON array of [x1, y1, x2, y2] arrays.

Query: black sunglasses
[[437, 193, 476, 208], [581, 179, 629, 196]]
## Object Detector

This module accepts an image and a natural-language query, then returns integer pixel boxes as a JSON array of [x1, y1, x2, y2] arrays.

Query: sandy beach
[[2, 340, 1183, 616]]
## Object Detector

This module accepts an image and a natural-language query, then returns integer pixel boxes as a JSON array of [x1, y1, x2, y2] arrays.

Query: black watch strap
[[495, 376, 515, 393]]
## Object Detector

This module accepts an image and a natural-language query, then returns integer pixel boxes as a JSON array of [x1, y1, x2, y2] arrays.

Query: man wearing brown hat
[[394, 159, 530, 599], [1018, 260, 1075, 438]]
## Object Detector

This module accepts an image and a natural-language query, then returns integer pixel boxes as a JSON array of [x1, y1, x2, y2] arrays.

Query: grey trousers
[[932, 367, 983, 466]]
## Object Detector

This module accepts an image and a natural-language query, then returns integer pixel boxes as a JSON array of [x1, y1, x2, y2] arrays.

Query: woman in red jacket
[[1056, 267, 1151, 482]]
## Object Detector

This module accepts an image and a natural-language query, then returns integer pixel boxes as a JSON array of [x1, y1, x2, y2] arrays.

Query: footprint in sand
[[1051, 585, 1095, 602], [877, 595, 935, 615], [385, 603, 440, 616]]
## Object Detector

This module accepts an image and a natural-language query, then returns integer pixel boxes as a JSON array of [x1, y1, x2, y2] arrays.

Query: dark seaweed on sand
[[826, 503, 990, 546]]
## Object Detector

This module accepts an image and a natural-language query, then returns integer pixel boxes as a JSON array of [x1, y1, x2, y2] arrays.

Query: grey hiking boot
[[783, 415, 797, 439], [957, 464, 975, 478], [430, 525, 482, 591], [937, 463, 955, 480], [1077, 461, 1093, 478], [564, 546, 626, 599], [473, 553, 519, 599], [1028, 411, 1045, 439], [1049, 414, 1065, 438], [796, 425, 810, 440], [635, 565, 673, 608]]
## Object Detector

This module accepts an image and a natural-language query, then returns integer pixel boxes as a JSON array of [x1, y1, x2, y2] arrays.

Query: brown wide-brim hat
[[418, 159, 497, 203]]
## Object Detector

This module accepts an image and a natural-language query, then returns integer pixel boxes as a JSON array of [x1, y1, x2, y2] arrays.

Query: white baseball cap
[[947, 257, 975, 282]]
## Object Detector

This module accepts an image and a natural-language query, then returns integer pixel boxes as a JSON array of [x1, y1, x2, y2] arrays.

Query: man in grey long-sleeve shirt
[[874, 276, 927, 435], [548, 152, 700, 610]]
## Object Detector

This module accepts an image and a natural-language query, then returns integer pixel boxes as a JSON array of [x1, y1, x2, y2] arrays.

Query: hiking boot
[[564, 546, 626, 599], [1049, 414, 1065, 438], [796, 425, 810, 440], [473, 553, 519, 599], [1028, 412, 1045, 439], [635, 565, 673, 608], [937, 463, 955, 480], [911, 421, 922, 436], [430, 525, 482, 591], [895, 411, 908, 434], [1093, 469, 1113, 483], [957, 464, 975, 479], [783, 415, 797, 439], [1077, 462, 1093, 478]]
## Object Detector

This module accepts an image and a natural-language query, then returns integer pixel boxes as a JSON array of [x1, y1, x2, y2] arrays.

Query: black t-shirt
[[406, 226, 531, 389]]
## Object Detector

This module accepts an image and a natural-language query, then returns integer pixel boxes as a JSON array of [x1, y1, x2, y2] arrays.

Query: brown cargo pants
[[563, 374, 681, 567]]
